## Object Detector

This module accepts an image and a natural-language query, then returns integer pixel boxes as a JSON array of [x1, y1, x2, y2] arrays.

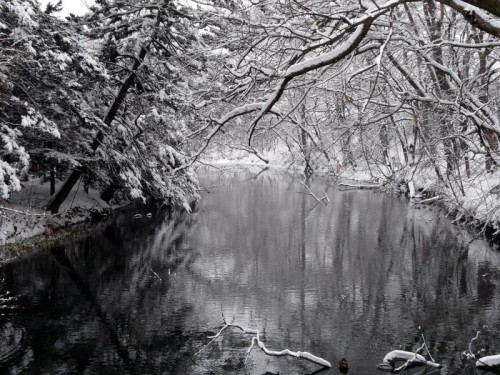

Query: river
[[1, 168, 499, 374]]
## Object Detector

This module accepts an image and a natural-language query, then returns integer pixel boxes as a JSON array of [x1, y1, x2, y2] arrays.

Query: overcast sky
[[39, 0, 95, 16]]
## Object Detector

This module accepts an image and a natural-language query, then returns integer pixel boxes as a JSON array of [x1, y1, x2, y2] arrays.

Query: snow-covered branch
[[197, 318, 331, 369], [437, 0, 500, 37], [338, 182, 381, 189]]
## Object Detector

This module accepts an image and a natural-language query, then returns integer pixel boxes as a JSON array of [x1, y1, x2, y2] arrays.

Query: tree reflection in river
[[0, 207, 202, 374], [186, 168, 500, 374], [0, 168, 499, 374]]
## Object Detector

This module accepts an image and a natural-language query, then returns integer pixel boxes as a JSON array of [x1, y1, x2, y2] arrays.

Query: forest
[[1, 0, 500, 236]]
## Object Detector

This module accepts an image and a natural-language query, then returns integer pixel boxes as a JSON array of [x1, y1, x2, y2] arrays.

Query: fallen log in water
[[378, 350, 441, 372], [338, 182, 380, 190], [383, 350, 427, 365], [476, 354, 500, 371], [413, 196, 442, 205], [197, 318, 331, 369]]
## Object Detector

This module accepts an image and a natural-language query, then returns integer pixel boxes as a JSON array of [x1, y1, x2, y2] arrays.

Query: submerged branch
[[298, 181, 330, 204]]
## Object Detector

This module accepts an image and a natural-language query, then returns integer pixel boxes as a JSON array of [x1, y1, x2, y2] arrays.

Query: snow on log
[[338, 182, 380, 190], [476, 354, 500, 370], [198, 319, 331, 369], [383, 350, 427, 365], [379, 350, 442, 372]]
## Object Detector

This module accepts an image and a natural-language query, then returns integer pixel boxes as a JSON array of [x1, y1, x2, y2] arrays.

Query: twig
[[420, 328, 435, 363], [323, 191, 330, 203], [196, 183, 225, 193], [298, 181, 329, 205], [463, 331, 481, 360], [150, 268, 162, 281]]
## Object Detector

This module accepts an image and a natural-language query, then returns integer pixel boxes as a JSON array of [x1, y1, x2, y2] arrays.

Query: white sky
[[39, 0, 95, 16]]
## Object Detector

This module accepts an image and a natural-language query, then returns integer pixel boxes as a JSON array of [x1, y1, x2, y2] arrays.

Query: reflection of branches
[[48, 246, 134, 373], [197, 317, 331, 368], [298, 181, 329, 204]]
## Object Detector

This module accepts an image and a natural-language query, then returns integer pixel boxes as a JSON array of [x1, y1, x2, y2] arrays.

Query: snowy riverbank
[[0, 177, 110, 254], [1, 156, 498, 257], [201, 149, 500, 241]]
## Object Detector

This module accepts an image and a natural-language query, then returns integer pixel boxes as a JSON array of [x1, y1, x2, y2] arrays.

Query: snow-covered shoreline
[[0, 177, 111, 255], [201, 153, 500, 242], [1, 157, 498, 261]]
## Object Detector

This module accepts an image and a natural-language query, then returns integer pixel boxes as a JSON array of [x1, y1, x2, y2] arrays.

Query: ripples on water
[[0, 168, 499, 374]]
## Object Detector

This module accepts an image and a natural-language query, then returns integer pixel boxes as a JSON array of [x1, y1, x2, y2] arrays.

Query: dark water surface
[[1, 168, 500, 374]]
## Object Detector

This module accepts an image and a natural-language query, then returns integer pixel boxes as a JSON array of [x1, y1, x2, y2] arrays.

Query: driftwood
[[338, 182, 380, 190], [378, 350, 441, 373], [197, 318, 331, 369], [476, 354, 500, 370], [378, 330, 441, 373]]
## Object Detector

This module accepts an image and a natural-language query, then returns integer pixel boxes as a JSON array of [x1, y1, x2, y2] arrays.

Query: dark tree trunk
[[46, 45, 148, 213], [50, 167, 56, 195], [47, 169, 82, 213]]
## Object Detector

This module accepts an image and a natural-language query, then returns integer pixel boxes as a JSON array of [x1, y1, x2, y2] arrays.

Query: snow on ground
[[0, 177, 109, 248]]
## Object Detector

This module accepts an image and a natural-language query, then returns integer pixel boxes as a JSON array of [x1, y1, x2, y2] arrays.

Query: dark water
[[1, 168, 500, 375]]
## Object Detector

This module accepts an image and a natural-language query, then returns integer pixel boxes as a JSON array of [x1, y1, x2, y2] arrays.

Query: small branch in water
[[150, 268, 162, 281], [196, 183, 225, 193], [470, 331, 480, 357], [323, 191, 330, 203], [462, 330, 481, 360], [197, 318, 331, 369], [298, 181, 329, 205], [419, 327, 435, 363]]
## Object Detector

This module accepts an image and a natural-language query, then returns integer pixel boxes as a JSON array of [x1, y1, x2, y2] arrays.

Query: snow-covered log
[[378, 350, 441, 372], [383, 350, 428, 365], [338, 183, 381, 190], [197, 319, 331, 369], [476, 354, 500, 370]]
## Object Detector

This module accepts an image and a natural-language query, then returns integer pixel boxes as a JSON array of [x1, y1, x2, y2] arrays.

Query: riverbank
[[0, 177, 111, 258], [201, 151, 500, 245], [2, 158, 498, 257]]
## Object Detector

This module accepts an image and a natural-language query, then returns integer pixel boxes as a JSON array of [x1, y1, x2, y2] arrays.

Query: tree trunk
[[46, 168, 82, 213], [46, 45, 148, 213], [483, 128, 499, 172], [50, 167, 55, 195]]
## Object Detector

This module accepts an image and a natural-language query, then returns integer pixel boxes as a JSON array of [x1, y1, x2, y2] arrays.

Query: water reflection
[[0, 168, 499, 374]]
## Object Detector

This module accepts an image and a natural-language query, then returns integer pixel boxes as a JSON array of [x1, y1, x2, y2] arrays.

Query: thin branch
[[298, 181, 329, 204]]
